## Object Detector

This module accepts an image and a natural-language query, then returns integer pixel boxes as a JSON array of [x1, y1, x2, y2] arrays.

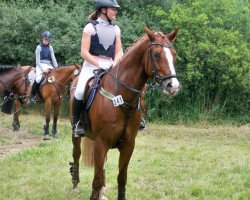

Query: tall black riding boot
[[72, 97, 85, 137], [30, 81, 40, 103]]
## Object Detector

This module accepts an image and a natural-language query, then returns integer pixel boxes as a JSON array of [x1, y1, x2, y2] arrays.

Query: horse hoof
[[72, 180, 79, 188], [13, 127, 20, 132], [72, 186, 79, 192], [99, 195, 108, 200], [43, 135, 51, 140], [53, 133, 59, 139], [99, 186, 108, 200]]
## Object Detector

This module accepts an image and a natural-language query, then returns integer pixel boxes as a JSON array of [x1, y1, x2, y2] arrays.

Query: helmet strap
[[100, 7, 112, 23]]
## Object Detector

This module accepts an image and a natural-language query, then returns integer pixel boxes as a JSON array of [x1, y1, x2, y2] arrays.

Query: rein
[[105, 68, 142, 94]]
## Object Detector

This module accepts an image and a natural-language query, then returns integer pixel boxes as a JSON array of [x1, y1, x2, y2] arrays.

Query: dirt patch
[[0, 128, 41, 159]]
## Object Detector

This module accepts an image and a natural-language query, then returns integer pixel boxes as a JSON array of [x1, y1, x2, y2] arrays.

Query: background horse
[[12, 64, 81, 140], [70, 26, 180, 200], [0, 66, 31, 113]]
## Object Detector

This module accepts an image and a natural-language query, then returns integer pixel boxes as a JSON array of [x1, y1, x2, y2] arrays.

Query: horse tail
[[82, 138, 95, 167]]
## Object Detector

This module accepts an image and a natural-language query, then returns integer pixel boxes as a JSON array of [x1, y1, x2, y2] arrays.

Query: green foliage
[[0, 0, 249, 123], [145, 0, 250, 122]]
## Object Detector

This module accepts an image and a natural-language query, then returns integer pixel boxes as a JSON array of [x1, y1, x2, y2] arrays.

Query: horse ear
[[74, 64, 80, 69], [144, 26, 155, 41], [167, 27, 179, 41]]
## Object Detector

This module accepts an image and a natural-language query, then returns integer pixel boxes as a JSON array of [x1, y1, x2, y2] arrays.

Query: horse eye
[[154, 53, 160, 61]]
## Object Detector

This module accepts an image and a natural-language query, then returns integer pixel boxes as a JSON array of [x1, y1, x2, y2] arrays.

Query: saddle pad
[[28, 70, 36, 86], [85, 77, 100, 111], [28, 69, 47, 86]]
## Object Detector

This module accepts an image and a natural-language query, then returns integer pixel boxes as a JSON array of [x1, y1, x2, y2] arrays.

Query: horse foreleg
[[12, 100, 21, 131], [70, 136, 82, 189], [52, 100, 62, 138], [117, 140, 135, 200], [90, 138, 109, 199], [43, 100, 52, 139]]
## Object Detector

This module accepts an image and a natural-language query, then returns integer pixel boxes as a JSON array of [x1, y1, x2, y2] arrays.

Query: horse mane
[[0, 65, 18, 71], [123, 35, 148, 55]]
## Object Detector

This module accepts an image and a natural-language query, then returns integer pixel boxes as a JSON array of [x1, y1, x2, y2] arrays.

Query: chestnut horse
[[12, 64, 81, 139], [0, 66, 31, 107], [70, 26, 180, 199]]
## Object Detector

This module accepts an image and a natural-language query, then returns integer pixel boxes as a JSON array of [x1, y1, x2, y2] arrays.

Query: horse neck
[[105, 37, 149, 100], [52, 66, 75, 85], [1, 68, 25, 93]]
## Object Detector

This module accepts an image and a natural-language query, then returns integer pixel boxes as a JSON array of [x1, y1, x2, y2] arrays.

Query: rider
[[30, 31, 58, 102], [72, 0, 123, 137]]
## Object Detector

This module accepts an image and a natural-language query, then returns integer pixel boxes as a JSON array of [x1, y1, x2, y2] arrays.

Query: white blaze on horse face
[[163, 47, 180, 93]]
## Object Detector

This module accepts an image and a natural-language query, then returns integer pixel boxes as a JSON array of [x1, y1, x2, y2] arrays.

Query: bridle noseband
[[148, 41, 176, 84]]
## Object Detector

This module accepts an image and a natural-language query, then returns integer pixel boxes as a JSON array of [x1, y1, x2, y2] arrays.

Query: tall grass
[[145, 89, 250, 125], [0, 113, 249, 200]]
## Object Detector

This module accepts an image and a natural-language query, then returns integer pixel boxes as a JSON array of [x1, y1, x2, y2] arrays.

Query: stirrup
[[73, 121, 85, 137], [30, 95, 37, 103]]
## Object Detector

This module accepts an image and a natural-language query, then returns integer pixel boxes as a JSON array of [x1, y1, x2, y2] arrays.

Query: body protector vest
[[40, 44, 52, 62], [89, 20, 116, 58]]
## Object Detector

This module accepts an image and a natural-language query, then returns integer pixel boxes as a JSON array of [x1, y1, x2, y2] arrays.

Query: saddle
[[28, 69, 51, 102]]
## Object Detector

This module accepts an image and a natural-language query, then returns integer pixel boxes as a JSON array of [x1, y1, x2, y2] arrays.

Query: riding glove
[[98, 61, 113, 70]]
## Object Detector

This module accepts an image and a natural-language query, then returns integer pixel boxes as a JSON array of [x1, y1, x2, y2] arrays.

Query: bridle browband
[[148, 41, 176, 84]]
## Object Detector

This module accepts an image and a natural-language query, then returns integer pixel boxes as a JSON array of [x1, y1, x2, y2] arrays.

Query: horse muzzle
[[162, 78, 180, 96]]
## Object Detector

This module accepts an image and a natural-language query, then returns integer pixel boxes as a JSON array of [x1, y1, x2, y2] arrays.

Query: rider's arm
[[113, 25, 123, 63], [80, 32, 99, 67], [35, 45, 42, 69], [50, 46, 58, 68], [114, 35, 123, 63]]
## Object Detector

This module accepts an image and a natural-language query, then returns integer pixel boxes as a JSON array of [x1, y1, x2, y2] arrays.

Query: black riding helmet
[[94, 0, 120, 11], [41, 31, 52, 41]]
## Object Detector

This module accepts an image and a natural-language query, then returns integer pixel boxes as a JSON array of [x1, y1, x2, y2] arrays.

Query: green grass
[[0, 113, 249, 200]]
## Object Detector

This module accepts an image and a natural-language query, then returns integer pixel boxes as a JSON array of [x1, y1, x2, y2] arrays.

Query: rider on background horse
[[72, 0, 123, 137], [30, 31, 58, 103]]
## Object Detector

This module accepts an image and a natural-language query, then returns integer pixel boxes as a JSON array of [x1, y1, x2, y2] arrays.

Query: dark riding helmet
[[41, 31, 52, 40], [94, 0, 120, 10]]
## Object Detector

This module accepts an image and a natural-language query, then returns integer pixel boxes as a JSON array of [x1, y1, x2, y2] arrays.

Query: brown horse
[[70, 26, 180, 199], [12, 64, 81, 139], [0, 66, 31, 107]]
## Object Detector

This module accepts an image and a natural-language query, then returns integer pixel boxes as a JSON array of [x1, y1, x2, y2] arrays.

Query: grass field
[[0, 112, 249, 200]]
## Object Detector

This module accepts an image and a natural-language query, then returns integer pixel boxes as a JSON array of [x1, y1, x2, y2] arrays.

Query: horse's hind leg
[[70, 136, 81, 189], [52, 100, 62, 138], [90, 138, 109, 199], [12, 100, 21, 131], [43, 99, 52, 140], [117, 140, 135, 200]]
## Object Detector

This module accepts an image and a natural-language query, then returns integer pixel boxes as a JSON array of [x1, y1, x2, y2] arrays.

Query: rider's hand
[[42, 67, 50, 73], [98, 61, 112, 70]]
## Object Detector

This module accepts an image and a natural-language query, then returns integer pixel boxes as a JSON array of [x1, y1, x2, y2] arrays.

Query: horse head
[[18, 66, 33, 107], [144, 26, 180, 96]]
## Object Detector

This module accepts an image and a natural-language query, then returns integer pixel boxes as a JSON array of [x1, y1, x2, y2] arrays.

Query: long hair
[[88, 11, 99, 20]]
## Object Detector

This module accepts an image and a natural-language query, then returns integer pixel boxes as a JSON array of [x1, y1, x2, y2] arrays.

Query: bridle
[[148, 41, 176, 85], [105, 40, 176, 95]]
